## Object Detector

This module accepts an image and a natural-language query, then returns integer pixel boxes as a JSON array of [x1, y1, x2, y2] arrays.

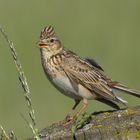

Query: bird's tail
[[110, 82, 140, 98]]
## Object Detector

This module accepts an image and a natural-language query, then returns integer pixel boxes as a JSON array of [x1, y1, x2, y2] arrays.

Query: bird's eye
[[50, 39, 54, 43]]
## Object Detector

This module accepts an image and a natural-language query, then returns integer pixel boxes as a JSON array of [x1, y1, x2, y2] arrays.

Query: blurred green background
[[0, 0, 140, 139]]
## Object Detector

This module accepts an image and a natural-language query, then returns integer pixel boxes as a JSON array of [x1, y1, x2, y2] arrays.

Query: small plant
[[0, 26, 40, 140]]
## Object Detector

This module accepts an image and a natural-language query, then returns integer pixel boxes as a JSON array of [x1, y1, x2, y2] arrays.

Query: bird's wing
[[85, 57, 104, 71], [62, 51, 117, 101]]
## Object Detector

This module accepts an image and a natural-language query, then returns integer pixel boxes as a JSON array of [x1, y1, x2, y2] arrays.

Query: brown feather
[[62, 50, 120, 102]]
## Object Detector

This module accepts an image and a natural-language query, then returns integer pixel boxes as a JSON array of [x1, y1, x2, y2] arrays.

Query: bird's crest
[[40, 26, 56, 40]]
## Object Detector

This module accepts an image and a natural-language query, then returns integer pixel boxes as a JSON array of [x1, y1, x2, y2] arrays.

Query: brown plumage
[[38, 25, 140, 123]]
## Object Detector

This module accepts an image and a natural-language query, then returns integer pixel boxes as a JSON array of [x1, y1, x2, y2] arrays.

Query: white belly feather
[[52, 75, 96, 100], [52, 76, 81, 99]]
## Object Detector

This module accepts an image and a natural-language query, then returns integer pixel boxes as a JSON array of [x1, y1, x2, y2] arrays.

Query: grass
[[0, 26, 40, 140]]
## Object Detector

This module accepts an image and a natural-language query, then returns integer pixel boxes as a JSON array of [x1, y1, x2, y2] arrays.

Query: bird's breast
[[52, 75, 81, 99]]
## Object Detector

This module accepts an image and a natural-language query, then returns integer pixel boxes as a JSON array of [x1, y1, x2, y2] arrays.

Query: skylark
[[38, 26, 140, 122]]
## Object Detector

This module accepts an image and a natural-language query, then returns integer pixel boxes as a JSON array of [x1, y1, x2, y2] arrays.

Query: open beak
[[38, 40, 48, 48]]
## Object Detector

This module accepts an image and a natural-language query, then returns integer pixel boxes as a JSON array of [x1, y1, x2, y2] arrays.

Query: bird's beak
[[38, 40, 48, 48]]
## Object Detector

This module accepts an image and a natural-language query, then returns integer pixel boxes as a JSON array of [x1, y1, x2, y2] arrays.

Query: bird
[[38, 25, 140, 123]]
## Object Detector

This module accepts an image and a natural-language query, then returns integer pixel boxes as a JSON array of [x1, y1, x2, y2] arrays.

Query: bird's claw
[[62, 114, 76, 126]]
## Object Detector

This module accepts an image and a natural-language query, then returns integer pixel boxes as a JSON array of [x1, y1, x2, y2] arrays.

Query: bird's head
[[38, 26, 63, 57]]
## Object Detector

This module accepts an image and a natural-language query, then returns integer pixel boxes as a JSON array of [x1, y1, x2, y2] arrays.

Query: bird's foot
[[62, 114, 76, 126]]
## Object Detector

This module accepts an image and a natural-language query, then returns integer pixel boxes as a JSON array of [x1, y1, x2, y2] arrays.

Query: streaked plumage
[[39, 26, 140, 122]]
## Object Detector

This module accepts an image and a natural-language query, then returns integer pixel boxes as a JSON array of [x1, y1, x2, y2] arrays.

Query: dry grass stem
[[0, 26, 40, 140]]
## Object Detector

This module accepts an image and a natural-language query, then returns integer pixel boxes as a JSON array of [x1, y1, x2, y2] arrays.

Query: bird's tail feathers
[[115, 96, 128, 105], [112, 82, 140, 98]]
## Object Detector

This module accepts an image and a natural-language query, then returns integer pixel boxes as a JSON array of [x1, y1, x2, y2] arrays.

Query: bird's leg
[[63, 99, 88, 125], [72, 99, 81, 110], [65, 99, 80, 122], [75, 99, 88, 118]]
